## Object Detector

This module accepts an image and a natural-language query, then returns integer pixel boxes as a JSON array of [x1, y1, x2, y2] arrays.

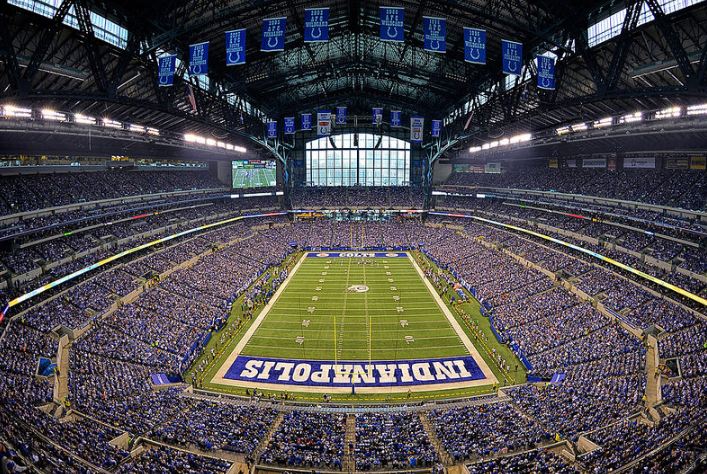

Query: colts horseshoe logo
[[267, 36, 280, 49], [227, 51, 241, 64], [469, 48, 481, 60], [309, 27, 322, 39], [387, 26, 398, 39]]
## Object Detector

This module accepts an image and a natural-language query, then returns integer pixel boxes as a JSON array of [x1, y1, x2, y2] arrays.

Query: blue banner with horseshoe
[[464, 28, 486, 64], [380, 7, 405, 42], [262, 17, 287, 52], [188, 42, 209, 76], [304, 8, 329, 43], [225, 29, 246, 66], [502, 39, 523, 76], [423, 17, 446, 53]]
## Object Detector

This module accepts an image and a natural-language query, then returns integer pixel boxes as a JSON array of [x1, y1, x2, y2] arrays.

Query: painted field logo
[[385, 252, 400, 257], [347, 284, 369, 293], [316, 252, 330, 257]]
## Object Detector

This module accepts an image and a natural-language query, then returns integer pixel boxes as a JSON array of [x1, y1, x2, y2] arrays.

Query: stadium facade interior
[[1, 0, 706, 473]]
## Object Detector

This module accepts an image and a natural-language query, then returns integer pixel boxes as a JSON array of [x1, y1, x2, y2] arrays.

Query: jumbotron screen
[[231, 159, 276, 188]]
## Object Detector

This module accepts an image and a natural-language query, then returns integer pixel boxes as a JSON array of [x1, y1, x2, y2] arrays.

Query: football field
[[211, 252, 496, 394]]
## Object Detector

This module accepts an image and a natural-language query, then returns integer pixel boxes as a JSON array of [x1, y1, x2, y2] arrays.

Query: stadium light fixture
[[620, 112, 642, 123], [686, 103, 707, 116], [571, 122, 588, 132], [103, 118, 122, 129], [128, 123, 146, 133], [655, 106, 681, 119], [42, 109, 67, 121], [74, 113, 96, 125], [509, 133, 532, 143], [184, 132, 246, 153], [469, 146, 482, 153], [146, 127, 160, 136], [556, 126, 571, 135], [592, 117, 612, 128], [2, 105, 32, 118]]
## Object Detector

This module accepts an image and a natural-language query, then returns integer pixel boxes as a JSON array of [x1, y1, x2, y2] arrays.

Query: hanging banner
[[317, 111, 332, 137], [372, 107, 383, 125], [431, 119, 441, 137], [189, 42, 209, 76], [304, 8, 329, 43], [335, 106, 347, 125], [537, 55, 556, 90], [410, 117, 424, 143], [157, 55, 176, 87], [262, 18, 286, 52], [225, 29, 246, 66], [391, 110, 402, 127], [501, 40, 523, 76], [423, 17, 446, 53], [267, 121, 277, 138], [380, 7, 405, 42], [301, 113, 312, 131], [284, 117, 295, 135], [463, 28, 486, 64]]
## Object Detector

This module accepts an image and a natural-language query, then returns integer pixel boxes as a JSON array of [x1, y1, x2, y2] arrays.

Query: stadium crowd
[[0, 167, 704, 472]]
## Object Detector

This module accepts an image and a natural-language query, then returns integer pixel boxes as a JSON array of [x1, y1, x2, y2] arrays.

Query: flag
[[464, 28, 486, 64], [225, 29, 246, 65], [262, 18, 287, 52]]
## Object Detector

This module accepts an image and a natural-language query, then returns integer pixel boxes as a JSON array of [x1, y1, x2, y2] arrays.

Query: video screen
[[232, 159, 277, 188]]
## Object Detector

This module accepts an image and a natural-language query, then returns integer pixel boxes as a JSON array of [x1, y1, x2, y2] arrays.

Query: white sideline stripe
[[407, 253, 498, 384], [213, 253, 308, 381]]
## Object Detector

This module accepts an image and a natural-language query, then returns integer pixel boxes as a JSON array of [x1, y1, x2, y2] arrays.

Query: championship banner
[[267, 121, 277, 138], [301, 113, 312, 131], [380, 7, 405, 42], [372, 107, 383, 125], [431, 119, 441, 137], [410, 116, 424, 143], [423, 17, 446, 53], [157, 55, 176, 87], [304, 8, 329, 43], [464, 28, 486, 64], [188, 42, 209, 76], [501, 40, 523, 76], [317, 111, 332, 137], [262, 17, 286, 52], [284, 117, 295, 135], [225, 29, 246, 66], [390, 110, 402, 127], [536, 55, 556, 90], [336, 106, 347, 125]]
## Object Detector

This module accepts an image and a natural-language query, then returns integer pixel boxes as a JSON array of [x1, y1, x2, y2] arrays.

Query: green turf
[[240, 254, 469, 361]]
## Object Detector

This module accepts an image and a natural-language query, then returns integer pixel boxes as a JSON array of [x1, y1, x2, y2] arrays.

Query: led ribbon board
[[428, 211, 707, 307], [1, 211, 288, 320]]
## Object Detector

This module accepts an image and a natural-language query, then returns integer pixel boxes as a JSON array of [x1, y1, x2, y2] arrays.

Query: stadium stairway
[[418, 412, 454, 466], [343, 414, 356, 472], [645, 335, 663, 421], [254, 412, 284, 464]]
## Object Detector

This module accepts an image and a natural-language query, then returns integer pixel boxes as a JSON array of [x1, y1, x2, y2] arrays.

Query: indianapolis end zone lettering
[[224, 356, 486, 387]]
